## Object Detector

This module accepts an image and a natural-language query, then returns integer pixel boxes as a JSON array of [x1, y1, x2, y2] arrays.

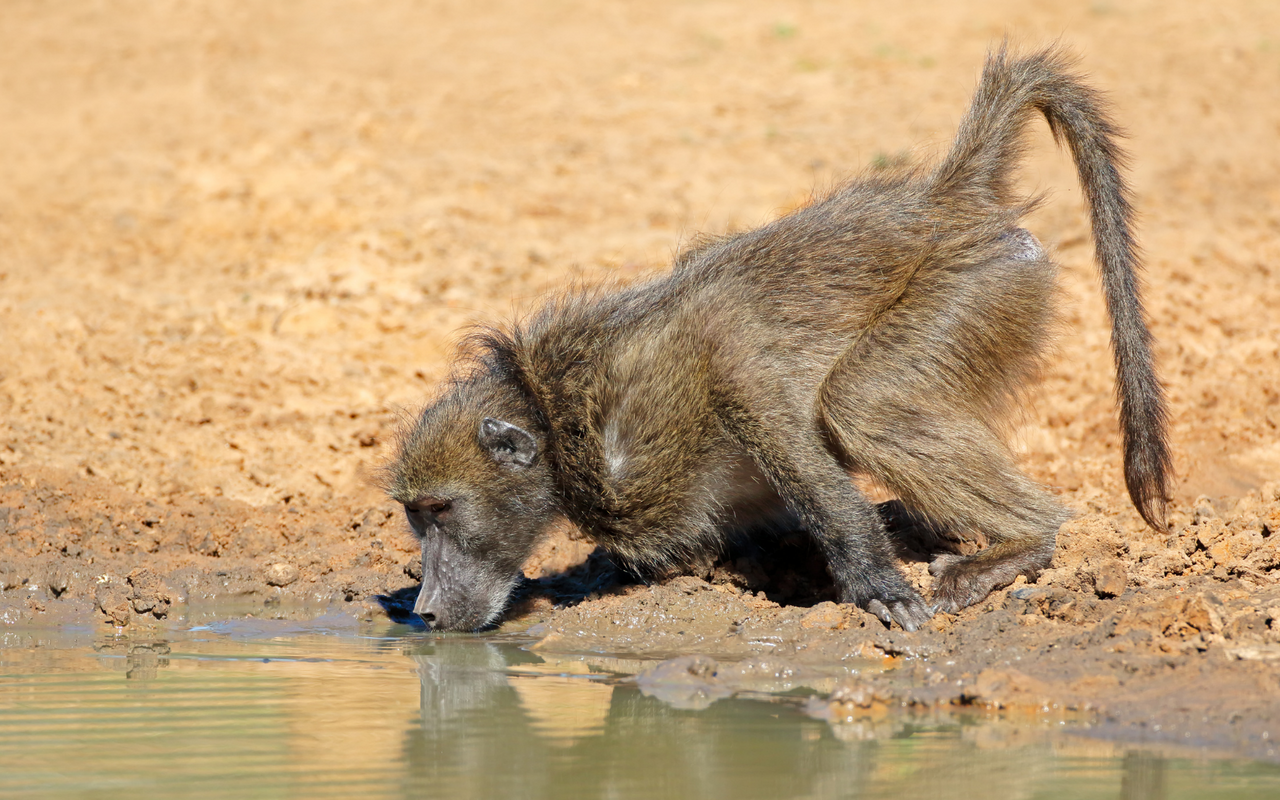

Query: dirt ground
[[2, 0, 1279, 759]]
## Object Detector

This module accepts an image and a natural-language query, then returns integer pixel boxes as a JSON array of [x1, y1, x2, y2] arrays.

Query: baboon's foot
[[929, 548, 1051, 614], [849, 580, 933, 632]]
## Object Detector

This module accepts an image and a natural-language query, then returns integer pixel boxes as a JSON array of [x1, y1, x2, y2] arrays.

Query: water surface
[[1, 613, 1277, 799]]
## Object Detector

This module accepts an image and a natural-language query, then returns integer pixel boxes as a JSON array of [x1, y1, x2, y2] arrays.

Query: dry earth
[[2, 0, 1279, 759]]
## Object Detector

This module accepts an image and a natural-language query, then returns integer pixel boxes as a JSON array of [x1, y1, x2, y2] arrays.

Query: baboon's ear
[[479, 417, 538, 468]]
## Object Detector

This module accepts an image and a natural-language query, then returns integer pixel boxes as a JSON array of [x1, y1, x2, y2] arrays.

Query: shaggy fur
[[382, 45, 1171, 631]]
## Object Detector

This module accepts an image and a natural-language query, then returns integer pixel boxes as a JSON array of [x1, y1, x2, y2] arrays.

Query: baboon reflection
[[397, 640, 872, 799]]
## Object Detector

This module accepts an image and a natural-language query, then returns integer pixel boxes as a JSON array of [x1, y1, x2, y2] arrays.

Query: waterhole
[[2, 610, 1278, 799]]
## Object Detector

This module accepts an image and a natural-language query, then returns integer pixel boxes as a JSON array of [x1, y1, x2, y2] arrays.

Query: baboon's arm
[[711, 383, 932, 630]]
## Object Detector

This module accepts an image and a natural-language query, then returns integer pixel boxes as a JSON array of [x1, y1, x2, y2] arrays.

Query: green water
[[1, 613, 1278, 799]]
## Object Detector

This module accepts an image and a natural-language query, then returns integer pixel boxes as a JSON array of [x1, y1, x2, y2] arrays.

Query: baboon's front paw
[[863, 591, 933, 632]]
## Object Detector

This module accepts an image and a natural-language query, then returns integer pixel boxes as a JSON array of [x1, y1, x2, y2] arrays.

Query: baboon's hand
[[863, 589, 933, 632]]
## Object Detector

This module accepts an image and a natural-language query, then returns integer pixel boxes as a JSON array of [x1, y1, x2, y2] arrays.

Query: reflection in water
[[508, 674, 614, 746], [1121, 751, 1167, 800], [400, 637, 877, 799], [1, 621, 1279, 799], [92, 639, 172, 680], [402, 639, 1114, 799], [395, 637, 1280, 800]]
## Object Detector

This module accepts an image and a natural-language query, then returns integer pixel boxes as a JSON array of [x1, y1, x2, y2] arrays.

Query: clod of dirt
[[1092, 561, 1128, 598], [127, 568, 173, 619], [94, 577, 132, 626], [264, 563, 301, 587], [93, 568, 174, 625], [636, 655, 733, 710]]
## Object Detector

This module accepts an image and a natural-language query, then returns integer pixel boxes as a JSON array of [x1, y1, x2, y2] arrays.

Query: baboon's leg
[[874, 499, 961, 560], [820, 392, 1071, 613], [713, 386, 933, 630]]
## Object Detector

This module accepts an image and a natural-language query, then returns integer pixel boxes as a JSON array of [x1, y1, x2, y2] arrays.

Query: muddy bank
[[531, 567, 1280, 761], [0, 465, 416, 624], [0, 464, 597, 625], [4, 461, 1279, 759], [518, 489, 1280, 761]]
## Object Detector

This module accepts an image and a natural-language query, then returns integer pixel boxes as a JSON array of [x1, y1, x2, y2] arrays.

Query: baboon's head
[[383, 376, 558, 631]]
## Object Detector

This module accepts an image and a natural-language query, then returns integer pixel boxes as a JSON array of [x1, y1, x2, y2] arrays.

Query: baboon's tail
[[931, 44, 1171, 530]]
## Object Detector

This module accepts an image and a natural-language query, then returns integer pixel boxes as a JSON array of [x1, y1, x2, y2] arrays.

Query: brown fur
[[381, 45, 1170, 631]]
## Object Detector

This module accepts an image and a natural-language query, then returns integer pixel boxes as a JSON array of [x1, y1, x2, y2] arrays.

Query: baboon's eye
[[405, 498, 453, 532]]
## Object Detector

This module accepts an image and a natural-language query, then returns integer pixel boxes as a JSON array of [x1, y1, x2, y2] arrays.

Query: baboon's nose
[[414, 584, 444, 629], [415, 604, 445, 630]]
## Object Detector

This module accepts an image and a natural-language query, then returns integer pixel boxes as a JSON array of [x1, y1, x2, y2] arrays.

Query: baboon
[[381, 45, 1170, 632]]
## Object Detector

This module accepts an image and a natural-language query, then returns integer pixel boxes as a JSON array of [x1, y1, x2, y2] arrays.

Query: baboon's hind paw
[[930, 575, 990, 615], [930, 550, 1047, 614]]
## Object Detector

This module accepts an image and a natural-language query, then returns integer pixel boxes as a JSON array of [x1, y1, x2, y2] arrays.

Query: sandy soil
[[2, 0, 1279, 757]]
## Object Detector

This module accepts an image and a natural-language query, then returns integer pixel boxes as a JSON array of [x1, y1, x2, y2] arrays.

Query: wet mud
[[2, 0, 1279, 765]]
